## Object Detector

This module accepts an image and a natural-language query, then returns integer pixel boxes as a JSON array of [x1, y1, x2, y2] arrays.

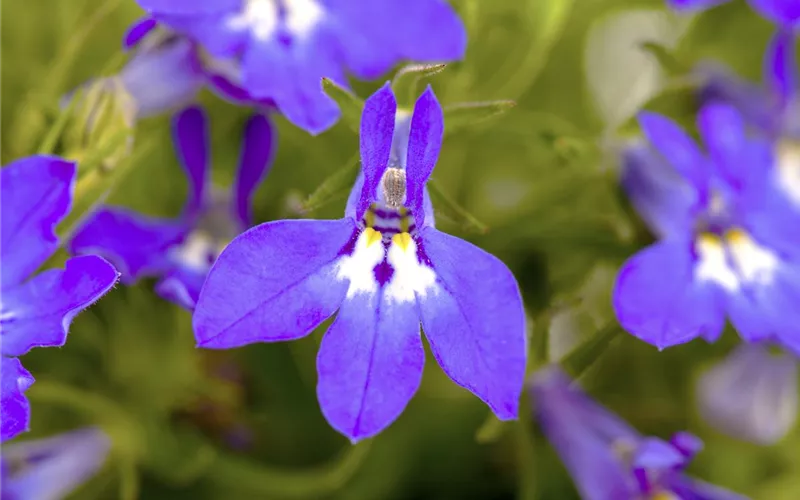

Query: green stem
[[209, 441, 372, 499]]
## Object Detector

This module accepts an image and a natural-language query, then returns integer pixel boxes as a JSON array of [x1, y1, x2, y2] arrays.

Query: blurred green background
[[2, 0, 799, 498]]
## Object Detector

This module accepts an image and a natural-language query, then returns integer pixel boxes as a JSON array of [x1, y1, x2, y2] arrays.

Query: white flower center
[[226, 0, 324, 42], [694, 230, 779, 292], [385, 233, 438, 303]]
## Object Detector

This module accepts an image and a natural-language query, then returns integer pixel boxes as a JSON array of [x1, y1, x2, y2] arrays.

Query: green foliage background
[[2, 0, 798, 498]]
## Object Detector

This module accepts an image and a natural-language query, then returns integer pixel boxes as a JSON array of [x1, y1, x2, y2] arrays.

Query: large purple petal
[[0, 155, 76, 288], [123, 17, 158, 50], [121, 37, 204, 119], [134, 0, 239, 15], [317, 291, 424, 442], [722, 247, 800, 352], [0, 256, 118, 357], [671, 477, 750, 500], [638, 112, 710, 192], [697, 103, 771, 191], [155, 263, 207, 311], [698, 344, 797, 444], [405, 86, 444, 229], [1, 358, 34, 442], [330, 0, 466, 79], [194, 219, 354, 348], [747, 0, 800, 27], [530, 367, 640, 500], [613, 239, 727, 348], [2, 427, 111, 498], [417, 228, 527, 420], [350, 83, 396, 221], [69, 208, 189, 283], [620, 143, 698, 240], [764, 30, 797, 108], [697, 64, 778, 135], [241, 30, 345, 134], [173, 106, 209, 216], [667, 0, 731, 11], [233, 113, 276, 228]]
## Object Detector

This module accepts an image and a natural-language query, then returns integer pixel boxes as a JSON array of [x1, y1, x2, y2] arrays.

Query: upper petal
[[123, 17, 158, 50], [638, 111, 710, 192], [193, 219, 354, 348], [172, 106, 210, 216], [0, 358, 34, 442], [69, 207, 189, 283], [620, 143, 698, 240], [233, 113, 276, 228], [0, 155, 76, 288], [316, 291, 424, 442], [613, 239, 727, 349], [764, 29, 798, 109], [698, 343, 798, 444], [697, 63, 778, 135], [351, 83, 396, 221], [417, 228, 527, 420], [0, 255, 118, 357], [747, 0, 800, 27], [134, 0, 239, 15], [2, 427, 111, 498], [405, 86, 444, 229]]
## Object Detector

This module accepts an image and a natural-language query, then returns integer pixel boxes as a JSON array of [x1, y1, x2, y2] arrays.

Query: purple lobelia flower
[[1, 427, 111, 499], [697, 343, 798, 444], [613, 103, 800, 356], [699, 32, 800, 210], [0, 156, 119, 442], [118, 19, 207, 119], [69, 106, 275, 310], [667, 0, 800, 29], [531, 366, 748, 500], [192, 84, 527, 442], [132, 0, 467, 134]]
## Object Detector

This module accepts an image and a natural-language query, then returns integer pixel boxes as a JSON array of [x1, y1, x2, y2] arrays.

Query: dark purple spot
[[337, 228, 361, 257], [373, 258, 394, 286]]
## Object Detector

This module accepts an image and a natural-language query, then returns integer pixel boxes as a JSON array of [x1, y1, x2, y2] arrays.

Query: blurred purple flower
[[192, 84, 527, 442], [667, 0, 800, 29], [0, 156, 119, 442], [614, 103, 800, 355], [699, 32, 800, 209], [531, 366, 748, 500], [132, 0, 467, 134], [1, 427, 111, 499], [70, 106, 275, 310], [698, 344, 798, 444]]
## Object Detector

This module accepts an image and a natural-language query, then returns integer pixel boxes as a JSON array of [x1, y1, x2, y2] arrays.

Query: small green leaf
[[427, 179, 489, 234], [322, 78, 363, 134], [560, 323, 622, 379], [443, 100, 516, 137], [640, 41, 691, 76], [475, 414, 508, 444], [301, 154, 360, 214], [391, 63, 447, 107]]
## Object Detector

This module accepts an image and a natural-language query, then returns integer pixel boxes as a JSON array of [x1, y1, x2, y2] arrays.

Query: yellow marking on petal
[[724, 227, 747, 245], [364, 227, 382, 247], [392, 232, 412, 252], [697, 232, 723, 248], [365, 208, 375, 228], [651, 491, 680, 500]]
